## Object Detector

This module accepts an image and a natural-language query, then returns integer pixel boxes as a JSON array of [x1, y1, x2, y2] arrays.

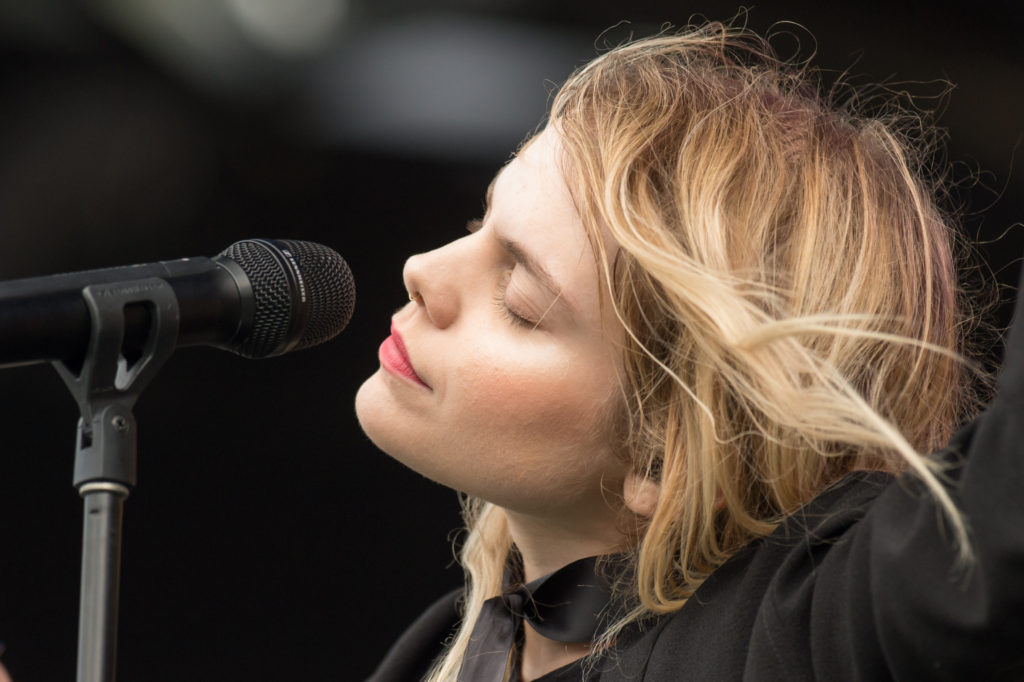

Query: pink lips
[[379, 323, 430, 388]]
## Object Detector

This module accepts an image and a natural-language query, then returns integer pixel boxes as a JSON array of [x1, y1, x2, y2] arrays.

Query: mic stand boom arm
[[53, 278, 180, 682]]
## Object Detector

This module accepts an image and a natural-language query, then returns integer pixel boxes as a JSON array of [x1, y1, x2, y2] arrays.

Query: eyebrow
[[481, 162, 577, 313], [498, 236, 574, 310]]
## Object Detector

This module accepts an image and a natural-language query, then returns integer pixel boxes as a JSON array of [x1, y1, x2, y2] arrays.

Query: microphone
[[0, 238, 355, 371]]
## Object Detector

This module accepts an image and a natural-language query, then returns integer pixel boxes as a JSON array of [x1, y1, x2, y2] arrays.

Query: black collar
[[457, 555, 622, 682]]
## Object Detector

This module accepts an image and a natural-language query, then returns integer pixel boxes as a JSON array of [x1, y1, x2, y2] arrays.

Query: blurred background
[[0, 1, 1020, 680]]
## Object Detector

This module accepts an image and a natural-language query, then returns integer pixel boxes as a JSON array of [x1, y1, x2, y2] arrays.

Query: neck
[[520, 624, 592, 680], [503, 507, 624, 582]]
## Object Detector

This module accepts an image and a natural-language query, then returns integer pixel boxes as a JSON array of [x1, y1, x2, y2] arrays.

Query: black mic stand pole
[[53, 279, 180, 682]]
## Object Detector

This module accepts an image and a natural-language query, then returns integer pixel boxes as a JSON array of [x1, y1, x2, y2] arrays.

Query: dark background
[[0, 1, 1020, 680]]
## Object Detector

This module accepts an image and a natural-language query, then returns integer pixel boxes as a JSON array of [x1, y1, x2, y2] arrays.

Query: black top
[[368, 281, 1024, 681]]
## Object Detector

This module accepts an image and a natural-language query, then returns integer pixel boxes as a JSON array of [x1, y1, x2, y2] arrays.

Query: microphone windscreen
[[218, 239, 355, 358], [278, 238, 356, 350]]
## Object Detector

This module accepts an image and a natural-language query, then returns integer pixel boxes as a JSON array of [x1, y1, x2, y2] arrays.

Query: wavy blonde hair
[[427, 22, 986, 680]]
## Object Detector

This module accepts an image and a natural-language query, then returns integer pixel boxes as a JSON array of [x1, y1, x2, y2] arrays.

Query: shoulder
[[622, 471, 895, 681], [365, 588, 463, 682]]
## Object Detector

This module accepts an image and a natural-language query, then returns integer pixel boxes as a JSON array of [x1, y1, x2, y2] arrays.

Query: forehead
[[491, 128, 601, 304]]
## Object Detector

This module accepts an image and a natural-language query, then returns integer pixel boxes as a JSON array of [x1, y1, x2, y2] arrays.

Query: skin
[[356, 126, 652, 677]]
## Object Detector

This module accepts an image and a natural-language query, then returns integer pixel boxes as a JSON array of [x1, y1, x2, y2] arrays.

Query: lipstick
[[379, 323, 429, 388]]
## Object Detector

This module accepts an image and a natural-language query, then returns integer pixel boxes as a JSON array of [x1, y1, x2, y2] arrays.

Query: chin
[[354, 371, 436, 474], [354, 370, 394, 452], [354, 374, 464, 493]]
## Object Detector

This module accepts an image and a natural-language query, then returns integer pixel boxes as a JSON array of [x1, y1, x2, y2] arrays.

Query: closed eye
[[495, 271, 539, 329]]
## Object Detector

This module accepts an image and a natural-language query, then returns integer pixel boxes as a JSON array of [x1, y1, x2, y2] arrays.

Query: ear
[[623, 472, 661, 517]]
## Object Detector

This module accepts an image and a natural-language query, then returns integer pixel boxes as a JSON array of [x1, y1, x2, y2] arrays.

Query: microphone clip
[[53, 277, 180, 491]]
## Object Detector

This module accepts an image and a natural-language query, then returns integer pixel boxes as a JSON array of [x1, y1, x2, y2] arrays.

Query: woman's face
[[355, 127, 626, 534]]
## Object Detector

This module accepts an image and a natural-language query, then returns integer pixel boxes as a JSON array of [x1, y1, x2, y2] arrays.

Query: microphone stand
[[53, 278, 180, 682]]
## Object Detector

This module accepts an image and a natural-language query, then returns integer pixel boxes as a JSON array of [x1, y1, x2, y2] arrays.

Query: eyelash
[[494, 271, 537, 329], [467, 218, 538, 329]]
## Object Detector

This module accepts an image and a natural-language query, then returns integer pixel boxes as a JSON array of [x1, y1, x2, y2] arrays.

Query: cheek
[[463, 363, 593, 433], [445, 346, 621, 471]]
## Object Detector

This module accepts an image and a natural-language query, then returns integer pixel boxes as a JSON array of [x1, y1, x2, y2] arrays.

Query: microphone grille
[[277, 238, 356, 350], [219, 239, 355, 358]]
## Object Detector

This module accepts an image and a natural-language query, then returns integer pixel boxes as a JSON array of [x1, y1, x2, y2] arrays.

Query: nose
[[402, 241, 464, 329]]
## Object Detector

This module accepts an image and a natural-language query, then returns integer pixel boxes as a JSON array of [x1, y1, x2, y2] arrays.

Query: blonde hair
[[427, 22, 987, 679]]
